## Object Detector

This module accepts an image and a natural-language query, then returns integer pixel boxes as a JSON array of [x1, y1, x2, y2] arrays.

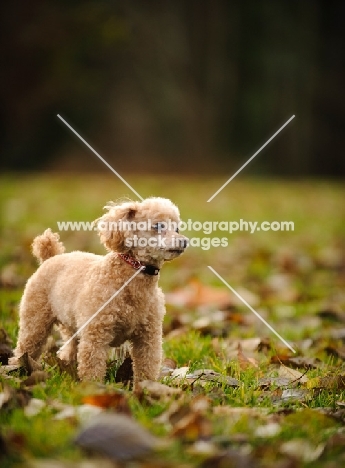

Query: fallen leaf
[[154, 399, 190, 426], [171, 411, 211, 441], [82, 392, 131, 414], [330, 328, 345, 340], [307, 374, 345, 390], [263, 273, 299, 302], [325, 432, 345, 455], [171, 367, 190, 378], [254, 422, 281, 437], [285, 356, 320, 369], [24, 398, 46, 417], [215, 337, 263, 360], [278, 365, 308, 383], [270, 353, 296, 365], [237, 343, 259, 370], [257, 337, 272, 353], [174, 369, 240, 388], [53, 403, 103, 422], [22, 371, 49, 387], [213, 406, 269, 421], [0, 385, 31, 411], [317, 309, 345, 323], [166, 279, 259, 309], [281, 389, 310, 401], [257, 376, 292, 388], [136, 380, 182, 401], [166, 280, 231, 308], [280, 439, 325, 462], [44, 354, 78, 379], [187, 440, 218, 456], [55, 357, 78, 379], [27, 459, 114, 468], [200, 449, 258, 468], [162, 357, 177, 370], [75, 413, 158, 461], [18, 352, 42, 375], [324, 345, 345, 360]]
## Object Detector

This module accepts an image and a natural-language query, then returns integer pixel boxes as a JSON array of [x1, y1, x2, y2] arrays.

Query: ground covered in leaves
[[1, 174, 345, 467]]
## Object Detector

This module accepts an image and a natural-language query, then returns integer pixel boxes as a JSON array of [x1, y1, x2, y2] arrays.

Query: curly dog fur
[[11, 197, 187, 388]]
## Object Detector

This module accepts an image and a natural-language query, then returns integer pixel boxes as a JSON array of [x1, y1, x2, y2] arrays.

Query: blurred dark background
[[1, 0, 345, 176]]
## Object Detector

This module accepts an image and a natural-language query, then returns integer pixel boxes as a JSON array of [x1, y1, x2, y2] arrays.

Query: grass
[[1, 174, 345, 467]]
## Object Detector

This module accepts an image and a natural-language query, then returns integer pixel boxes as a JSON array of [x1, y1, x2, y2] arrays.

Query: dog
[[10, 197, 188, 388]]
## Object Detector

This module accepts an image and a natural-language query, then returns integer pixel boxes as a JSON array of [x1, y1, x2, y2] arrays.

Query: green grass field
[[1, 174, 345, 467]]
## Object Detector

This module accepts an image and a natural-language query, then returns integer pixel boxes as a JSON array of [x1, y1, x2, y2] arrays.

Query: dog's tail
[[32, 229, 65, 264]]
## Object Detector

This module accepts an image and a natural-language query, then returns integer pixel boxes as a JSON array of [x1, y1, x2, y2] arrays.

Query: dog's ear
[[96, 201, 139, 252]]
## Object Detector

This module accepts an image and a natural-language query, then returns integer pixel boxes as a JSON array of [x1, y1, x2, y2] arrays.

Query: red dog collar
[[118, 253, 160, 276]]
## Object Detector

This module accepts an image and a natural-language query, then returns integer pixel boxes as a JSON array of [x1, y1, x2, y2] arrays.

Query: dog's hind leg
[[11, 285, 55, 361], [57, 324, 78, 362], [130, 321, 163, 389]]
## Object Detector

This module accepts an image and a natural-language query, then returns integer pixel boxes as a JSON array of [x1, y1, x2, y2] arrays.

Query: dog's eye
[[153, 223, 164, 231]]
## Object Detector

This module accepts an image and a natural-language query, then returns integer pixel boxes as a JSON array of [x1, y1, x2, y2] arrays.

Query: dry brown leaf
[[281, 389, 310, 401], [53, 403, 103, 422], [82, 392, 131, 414], [18, 352, 42, 375], [255, 422, 281, 437], [237, 343, 259, 370], [162, 357, 177, 370], [215, 337, 263, 360], [324, 345, 345, 360], [159, 356, 179, 378], [278, 365, 308, 383], [263, 273, 299, 302], [0, 384, 31, 411], [171, 411, 211, 441], [270, 352, 296, 365], [285, 356, 320, 369], [171, 369, 240, 388], [166, 279, 231, 308], [166, 279, 259, 309], [44, 355, 78, 379], [199, 448, 258, 468], [171, 367, 189, 378], [280, 439, 325, 462], [257, 376, 292, 388], [213, 406, 269, 420], [23, 398, 46, 417], [0, 365, 22, 375], [136, 380, 182, 401], [21, 371, 49, 387], [317, 309, 345, 323], [307, 374, 345, 390]]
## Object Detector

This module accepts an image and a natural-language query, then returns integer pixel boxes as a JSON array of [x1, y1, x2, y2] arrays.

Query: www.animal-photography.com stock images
[[1, 2, 345, 467]]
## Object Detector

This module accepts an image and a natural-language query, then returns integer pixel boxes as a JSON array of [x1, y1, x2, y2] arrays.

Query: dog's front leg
[[130, 322, 163, 390], [77, 328, 113, 381]]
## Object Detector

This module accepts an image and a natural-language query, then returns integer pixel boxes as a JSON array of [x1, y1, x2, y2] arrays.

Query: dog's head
[[96, 197, 188, 265]]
